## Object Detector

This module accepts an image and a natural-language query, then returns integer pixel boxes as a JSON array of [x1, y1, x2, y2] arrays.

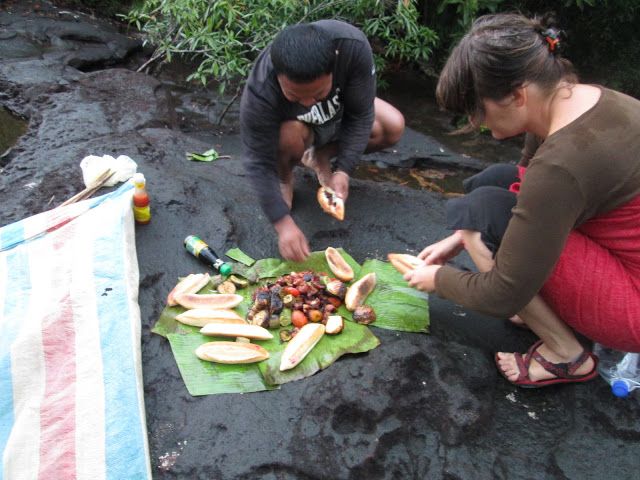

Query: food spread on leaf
[[167, 247, 378, 371], [247, 270, 344, 333]]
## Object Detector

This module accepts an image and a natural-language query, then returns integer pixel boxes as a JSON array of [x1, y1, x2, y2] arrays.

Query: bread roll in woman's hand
[[388, 253, 424, 275]]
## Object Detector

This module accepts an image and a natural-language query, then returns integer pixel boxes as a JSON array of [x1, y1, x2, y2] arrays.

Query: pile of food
[[165, 247, 378, 372]]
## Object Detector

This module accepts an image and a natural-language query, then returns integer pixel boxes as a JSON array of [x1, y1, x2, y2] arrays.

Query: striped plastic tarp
[[0, 183, 151, 480]]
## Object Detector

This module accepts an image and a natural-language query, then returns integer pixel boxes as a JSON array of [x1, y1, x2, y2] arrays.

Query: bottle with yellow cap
[[132, 173, 151, 224]]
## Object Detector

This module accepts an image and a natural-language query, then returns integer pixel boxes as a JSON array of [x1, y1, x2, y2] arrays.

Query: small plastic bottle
[[132, 173, 151, 224], [184, 235, 232, 277], [593, 343, 640, 398]]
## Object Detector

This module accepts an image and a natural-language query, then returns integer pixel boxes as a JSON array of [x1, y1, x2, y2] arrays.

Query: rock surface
[[1, 2, 639, 479]]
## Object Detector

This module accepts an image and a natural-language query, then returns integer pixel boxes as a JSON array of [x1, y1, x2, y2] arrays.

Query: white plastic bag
[[80, 154, 138, 187]]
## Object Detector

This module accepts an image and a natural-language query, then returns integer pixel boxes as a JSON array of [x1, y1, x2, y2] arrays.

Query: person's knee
[[279, 121, 310, 156], [376, 106, 404, 148], [371, 99, 405, 149], [384, 108, 405, 146], [463, 163, 519, 192]]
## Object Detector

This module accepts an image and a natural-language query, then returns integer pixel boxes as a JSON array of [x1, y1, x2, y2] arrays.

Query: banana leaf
[[356, 259, 430, 333], [167, 332, 276, 396], [225, 247, 255, 266], [151, 249, 428, 395], [259, 321, 379, 385], [245, 248, 361, 280]]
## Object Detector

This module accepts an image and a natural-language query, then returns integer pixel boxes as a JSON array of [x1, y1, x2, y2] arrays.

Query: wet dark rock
[[1, 2, 639, 479]]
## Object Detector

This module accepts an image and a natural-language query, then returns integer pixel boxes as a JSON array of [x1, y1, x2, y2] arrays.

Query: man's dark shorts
[[446, 163, 519, 255], [309, 110, 343, 148]]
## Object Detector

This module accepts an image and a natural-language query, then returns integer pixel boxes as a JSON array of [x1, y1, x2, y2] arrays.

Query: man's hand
[[330, 170, 350, 201], [274, 215, 310, 262], [403, 264, 442, 293]]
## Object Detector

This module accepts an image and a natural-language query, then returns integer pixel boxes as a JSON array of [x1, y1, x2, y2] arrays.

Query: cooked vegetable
[[251, 310, 270, 328], [345, 273, 377, 311], [228, 274, 249, 288], [280, 323, 325, 371], [352, 305, 376, 325], [291, 310, 308, 328], [325, 315, 344, 334], [217, 280, 237, 294], [196, 341, 268, 364], [279, 308, 292, 327], [308, 309, 323, 323], [175, 308, 244, 327], [200, 323, 273, 340], [166, 273, 210, 306], [174, 293, 243, 310], [325, 247, 354, 281]]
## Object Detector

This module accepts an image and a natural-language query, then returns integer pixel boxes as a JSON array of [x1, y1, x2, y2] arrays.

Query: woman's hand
[[403, 264, 442, 293], [418, 231, 464, 265]]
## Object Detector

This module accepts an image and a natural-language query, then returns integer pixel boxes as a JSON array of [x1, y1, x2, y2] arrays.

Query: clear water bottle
[[593, 343, 640, 398]]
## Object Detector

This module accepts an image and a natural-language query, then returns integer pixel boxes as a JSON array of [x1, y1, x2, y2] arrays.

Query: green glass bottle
[[183, 235, 232, 276]]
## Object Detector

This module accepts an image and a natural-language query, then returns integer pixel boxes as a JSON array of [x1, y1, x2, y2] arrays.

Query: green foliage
[[436, 0, 503, 31], [124, 0, 437, 92], [425, 0, 639, 98], [500, 0, 640, 98]]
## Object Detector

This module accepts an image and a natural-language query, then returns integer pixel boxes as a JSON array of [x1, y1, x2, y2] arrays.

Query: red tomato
[[284, 286, 301, 297], [291, 310, 308, 328], [326, 297, 342, 308]]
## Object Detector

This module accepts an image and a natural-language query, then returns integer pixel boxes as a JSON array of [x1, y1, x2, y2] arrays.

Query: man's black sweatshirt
[[240, 20, 376, 224]]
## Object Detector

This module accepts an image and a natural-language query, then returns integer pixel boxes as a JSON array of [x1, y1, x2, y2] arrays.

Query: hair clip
[[542, 28, 560, 53]]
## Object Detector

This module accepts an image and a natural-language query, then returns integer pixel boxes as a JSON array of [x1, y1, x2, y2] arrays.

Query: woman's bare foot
[[496, 343, 595, 383]]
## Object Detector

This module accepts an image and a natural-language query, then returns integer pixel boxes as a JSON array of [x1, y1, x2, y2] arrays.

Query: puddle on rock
[[354, 162, 474, 196], [380, 69, 524, 164], [0, 106, 28, 160]]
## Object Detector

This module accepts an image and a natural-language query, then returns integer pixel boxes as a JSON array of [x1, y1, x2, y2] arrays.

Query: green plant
[[436, 0, 503, 31], [124, 0, 437, 92]]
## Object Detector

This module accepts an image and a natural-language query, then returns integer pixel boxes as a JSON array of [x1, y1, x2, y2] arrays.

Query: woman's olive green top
[[435, 87, 640, 318]]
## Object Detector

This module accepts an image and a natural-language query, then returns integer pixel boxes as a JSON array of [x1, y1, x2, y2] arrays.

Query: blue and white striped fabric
[[0, 183, 151, 480]]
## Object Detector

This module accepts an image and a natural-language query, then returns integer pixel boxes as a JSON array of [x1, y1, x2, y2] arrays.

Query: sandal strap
[[514, 352, 530, 383], [513, 340, 543, 382], [530, 348, 591, 379]]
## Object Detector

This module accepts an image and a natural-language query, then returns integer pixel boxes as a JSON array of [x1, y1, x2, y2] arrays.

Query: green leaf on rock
[[357, 259, 429, 333], [259, 321, 380, 385], [225, 247, 256, 266], [167, 332, 276, 396]]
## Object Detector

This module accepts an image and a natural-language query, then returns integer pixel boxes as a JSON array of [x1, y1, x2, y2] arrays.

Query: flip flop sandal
[[495, 340, 599, 388]]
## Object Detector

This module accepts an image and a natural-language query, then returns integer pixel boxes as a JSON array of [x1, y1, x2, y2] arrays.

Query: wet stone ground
[[1, 2, 639, 479]]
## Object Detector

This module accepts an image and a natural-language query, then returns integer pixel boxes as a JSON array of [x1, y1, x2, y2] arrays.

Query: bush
[[124, 0, 437, 92], [424, 0, 640, 97]]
